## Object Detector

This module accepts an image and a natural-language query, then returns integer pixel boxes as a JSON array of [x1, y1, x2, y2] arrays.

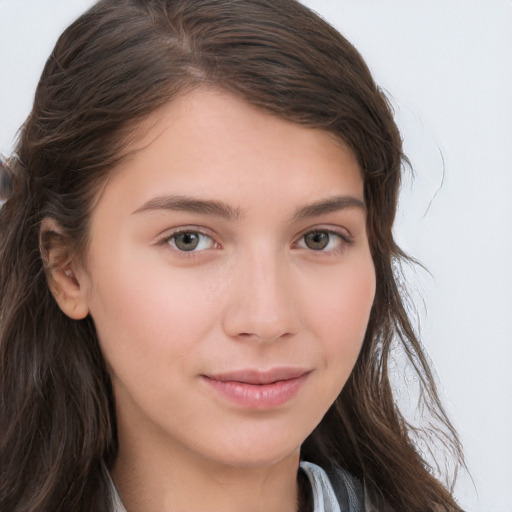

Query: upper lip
[[204, 367, 311, 385]]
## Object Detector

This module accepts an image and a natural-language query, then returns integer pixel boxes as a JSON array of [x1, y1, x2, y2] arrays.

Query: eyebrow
[[132, 194, 365, 222], [132, 195, 241, 221], [291, 195, 366, 221]]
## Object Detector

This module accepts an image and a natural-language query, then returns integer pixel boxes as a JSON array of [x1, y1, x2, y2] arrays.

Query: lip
[[202, 367, 311, 409]]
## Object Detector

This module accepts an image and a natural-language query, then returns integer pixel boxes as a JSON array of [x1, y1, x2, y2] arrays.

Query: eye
[[166, 231, 216, 252], [297, 229, 350, 252], [303, 231, 330, 250]]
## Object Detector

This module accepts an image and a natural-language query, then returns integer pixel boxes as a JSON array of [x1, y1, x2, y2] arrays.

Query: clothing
[[300, 461, 365, 512], [108, 461, 365, 512]]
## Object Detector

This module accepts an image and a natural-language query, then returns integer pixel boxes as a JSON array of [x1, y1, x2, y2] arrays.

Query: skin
[[48, 88, 376, 512]]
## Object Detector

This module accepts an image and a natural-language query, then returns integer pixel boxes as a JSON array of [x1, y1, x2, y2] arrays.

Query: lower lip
[[203, 374, 308, 409]]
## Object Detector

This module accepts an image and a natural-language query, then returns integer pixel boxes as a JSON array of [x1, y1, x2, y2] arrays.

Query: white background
[[1, 1, 511, 510]]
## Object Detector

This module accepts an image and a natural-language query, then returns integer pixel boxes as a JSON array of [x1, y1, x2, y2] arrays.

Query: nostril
[[232, 329, 296, 343], [222, 272, 300, 342]]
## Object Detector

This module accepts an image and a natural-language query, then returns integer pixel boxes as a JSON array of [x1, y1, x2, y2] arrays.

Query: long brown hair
[[0, 1, 464, 510]]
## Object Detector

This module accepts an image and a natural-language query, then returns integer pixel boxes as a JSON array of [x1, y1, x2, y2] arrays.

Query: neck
[[112, 432, 301, 512]]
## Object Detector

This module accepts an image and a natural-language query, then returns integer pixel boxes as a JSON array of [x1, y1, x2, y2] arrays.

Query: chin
[[199, 434, 302, 470]]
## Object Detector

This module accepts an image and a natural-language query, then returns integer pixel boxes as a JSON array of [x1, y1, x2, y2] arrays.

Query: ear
[[40, 218, 90, 320]]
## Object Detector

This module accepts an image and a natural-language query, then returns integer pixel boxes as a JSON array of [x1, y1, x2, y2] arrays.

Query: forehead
[[96, 87, 364, 218]]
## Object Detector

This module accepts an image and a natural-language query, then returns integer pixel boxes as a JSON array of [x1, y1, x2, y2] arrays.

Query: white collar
[[300, 461, 342, 512]]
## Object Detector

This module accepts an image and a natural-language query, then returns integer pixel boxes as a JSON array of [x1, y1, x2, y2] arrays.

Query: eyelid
[[293, 226, 354, 252], [155, 226, 221, 254]]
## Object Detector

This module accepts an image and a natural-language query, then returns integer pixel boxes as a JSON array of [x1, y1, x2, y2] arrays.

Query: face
[[76, 88, 375, 469]]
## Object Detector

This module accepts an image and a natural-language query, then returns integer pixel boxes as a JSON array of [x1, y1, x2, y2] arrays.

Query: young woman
[[0, 1, 465, 511]]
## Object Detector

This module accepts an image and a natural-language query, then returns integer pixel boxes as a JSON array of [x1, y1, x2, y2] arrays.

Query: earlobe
[[40, 218, 90, 320]]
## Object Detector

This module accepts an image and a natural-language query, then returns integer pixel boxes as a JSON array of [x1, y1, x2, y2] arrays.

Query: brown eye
[[303, 231, 330, 250]]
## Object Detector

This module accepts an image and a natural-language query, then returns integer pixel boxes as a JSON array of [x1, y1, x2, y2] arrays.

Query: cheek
[[305, 257, 375, 365], [85, 252, 222, 375]]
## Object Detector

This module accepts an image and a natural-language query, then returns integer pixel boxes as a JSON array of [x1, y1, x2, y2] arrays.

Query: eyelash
[[293, 229, 354, 255], [157, 227, 354, 257], [157, 228, 219, 257]]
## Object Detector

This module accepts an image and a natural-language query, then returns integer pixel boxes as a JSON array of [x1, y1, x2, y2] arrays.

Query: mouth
[[201, 367, 311, 409]]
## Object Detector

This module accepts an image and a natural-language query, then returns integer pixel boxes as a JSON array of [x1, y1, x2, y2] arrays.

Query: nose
[[222, 248, 301, 343]]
